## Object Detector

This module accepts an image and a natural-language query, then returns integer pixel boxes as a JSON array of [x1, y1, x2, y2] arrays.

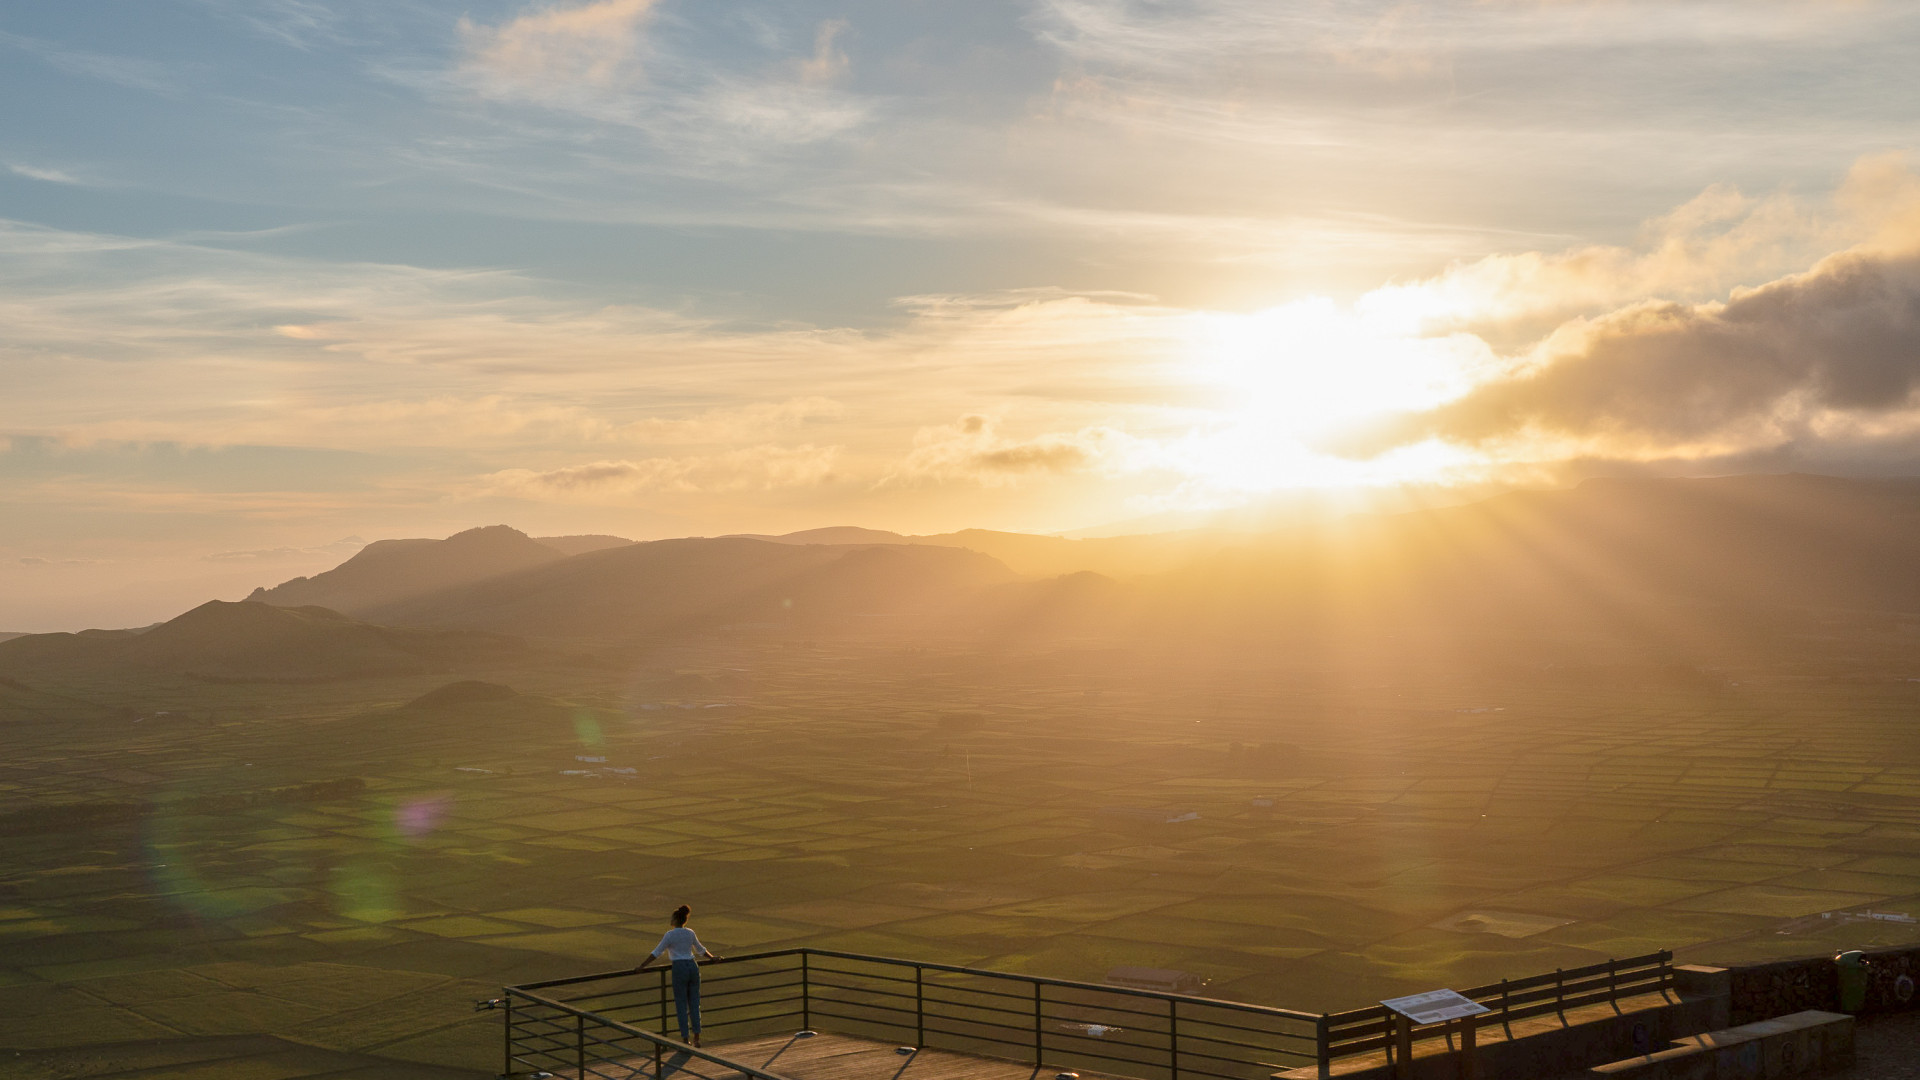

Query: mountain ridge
[[248, 525, 573, 615], [358, 537, 1017, 640], [0, 600, 526, 681]]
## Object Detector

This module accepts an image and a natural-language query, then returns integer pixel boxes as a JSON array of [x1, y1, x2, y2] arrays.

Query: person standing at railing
[[636, 904, 721, 1046]]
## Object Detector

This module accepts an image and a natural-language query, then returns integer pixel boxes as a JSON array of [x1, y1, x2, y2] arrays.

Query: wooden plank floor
[[635, 1032, 1140, 1080]]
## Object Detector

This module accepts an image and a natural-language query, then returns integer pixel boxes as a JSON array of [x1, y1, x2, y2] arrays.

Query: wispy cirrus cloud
[[196, 0, 345, 50], [445, 0, 868, 169], [0, 218, 1193, 486], [9, 163, 90, 186], [482, 443, 840, 500], [880, 414, 1138, 487], [458, 0, 658, 96], [0, 28, 189, 94]]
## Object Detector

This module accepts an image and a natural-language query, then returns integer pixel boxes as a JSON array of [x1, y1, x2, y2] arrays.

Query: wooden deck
[[645, 1032, 1137, 1080]]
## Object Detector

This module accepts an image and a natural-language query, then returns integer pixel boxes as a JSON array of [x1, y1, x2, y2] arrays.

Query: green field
[[3, 643, 1919, 1073]]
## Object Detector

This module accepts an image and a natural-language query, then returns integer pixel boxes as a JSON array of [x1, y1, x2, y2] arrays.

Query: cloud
[[1360, 155, 1920, 347], [881, 415, 1131, 487], [482, 444, 841, 500], [0, 217, 1210, 461], [203, 395, 846, 450], [9, 164, 87, 185], [458, 0, 657, 94], [1036, 1, 1881, 75], [1364, 185, 1842, 340], [198, 0, 343, 50], [1354, 236, 1920, 462], [0, 30, 187, 94], [440, 0, 872, 178], [797, 20, 850, 86], [1326, 4, 1443, 79]]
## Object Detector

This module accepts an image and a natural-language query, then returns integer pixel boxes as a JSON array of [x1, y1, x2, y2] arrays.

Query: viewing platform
[[494, 947, 1686, 1080], [665, 1032, 1136, 1080]]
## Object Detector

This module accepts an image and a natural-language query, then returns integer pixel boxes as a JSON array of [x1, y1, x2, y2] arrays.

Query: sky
[[7, 0, 1920, 629]]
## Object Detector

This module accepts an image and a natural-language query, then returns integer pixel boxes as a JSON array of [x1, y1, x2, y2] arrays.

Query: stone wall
[[1727, 945, 1920, 1025]]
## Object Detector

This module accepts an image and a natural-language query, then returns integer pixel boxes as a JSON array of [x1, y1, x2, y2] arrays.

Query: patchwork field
[[3, 642, 1919, 1074]]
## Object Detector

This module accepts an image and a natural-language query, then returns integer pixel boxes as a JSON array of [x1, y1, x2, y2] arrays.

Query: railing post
[[1499, 978, 1512, 1039], [1393, 1015, 1413, 1080], [576, 1012, 586, 1080], [1033, 980, 1043, 1067], [1555, 968, 1565, 1020], [1315, 1013, 1331, 1080], [653, 1039, 663, 1080], [503, 994, 514, 1079], [801, 952, 811, 1032], [1168, 998, 1178, 1080], [659, 967, 668, 1034], [916, 965, 925, 1049], [1608, 958, 1618, 1012]]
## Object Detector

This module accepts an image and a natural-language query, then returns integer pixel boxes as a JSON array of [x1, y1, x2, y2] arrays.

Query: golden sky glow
[[6, 1, 1920, 627]]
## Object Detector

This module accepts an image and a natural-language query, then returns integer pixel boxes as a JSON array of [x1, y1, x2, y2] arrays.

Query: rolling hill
[[533, 534, 634, 556], [733, 525, 1226, 577], [246, 525, 585, 615], [0, 600, 526, 681], [358, 537, 1018, 640]]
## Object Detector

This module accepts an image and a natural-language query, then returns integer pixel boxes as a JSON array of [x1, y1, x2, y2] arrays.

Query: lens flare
[[396, 795, 449, 838], [573, 710, 605, 748]]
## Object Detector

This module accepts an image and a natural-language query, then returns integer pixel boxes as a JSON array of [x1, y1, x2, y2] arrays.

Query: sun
[[1177, 296, 1490, 490]]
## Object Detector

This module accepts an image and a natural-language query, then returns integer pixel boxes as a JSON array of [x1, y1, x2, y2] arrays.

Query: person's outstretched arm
[[635, 934, 669, 972]]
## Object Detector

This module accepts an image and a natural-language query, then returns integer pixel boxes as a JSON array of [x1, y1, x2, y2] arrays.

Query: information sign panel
[[1379, 989, 1491, 1025]]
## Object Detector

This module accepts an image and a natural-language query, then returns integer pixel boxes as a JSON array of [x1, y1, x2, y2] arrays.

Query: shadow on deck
[[707, 1032, 1136, 1080]]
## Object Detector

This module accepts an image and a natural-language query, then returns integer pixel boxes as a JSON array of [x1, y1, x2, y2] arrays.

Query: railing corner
[[1316, 1012, 1331, 1080]]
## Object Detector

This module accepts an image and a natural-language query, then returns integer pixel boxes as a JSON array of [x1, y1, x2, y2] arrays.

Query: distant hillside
[[534, 534, 633, 556], [1078, 473, 1920, 652], [248, 525, 566, 615], [729, 526, 907, 546], [736, 524, 1225, 577], [1362, 472, 1920, 620], [822, 472, 1920, 660], [0, 600, 525, 681], [924, 528, 1218, 577], [359, 537, 1017, 640]]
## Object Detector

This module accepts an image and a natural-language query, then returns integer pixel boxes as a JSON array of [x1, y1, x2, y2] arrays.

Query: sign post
[[1380, 990, 1491, 1080]]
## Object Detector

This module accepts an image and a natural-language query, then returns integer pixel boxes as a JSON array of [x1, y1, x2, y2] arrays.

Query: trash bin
[[1835, 951, 1871, 1013]]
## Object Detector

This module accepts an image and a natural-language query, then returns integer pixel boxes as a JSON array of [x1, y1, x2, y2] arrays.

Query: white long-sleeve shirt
[[652, 926, 707, 961]]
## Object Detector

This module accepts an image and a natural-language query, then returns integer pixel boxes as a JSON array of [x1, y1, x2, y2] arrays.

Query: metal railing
[[1321, 950, 1675, 1067], [507, 948, 1325, 1080], [499, 947, 1676, 1080], [501, 986, 793, 1080]]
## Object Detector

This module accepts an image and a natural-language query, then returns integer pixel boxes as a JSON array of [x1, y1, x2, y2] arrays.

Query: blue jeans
[[671, 959, 701, 1039]]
